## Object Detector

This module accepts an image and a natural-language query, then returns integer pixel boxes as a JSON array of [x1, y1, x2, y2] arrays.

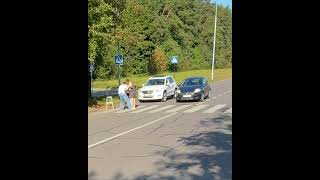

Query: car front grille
[[142, 90, 153, 94]]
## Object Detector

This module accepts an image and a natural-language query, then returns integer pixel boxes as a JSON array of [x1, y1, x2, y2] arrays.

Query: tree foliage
[[88, 0, 232, 79]]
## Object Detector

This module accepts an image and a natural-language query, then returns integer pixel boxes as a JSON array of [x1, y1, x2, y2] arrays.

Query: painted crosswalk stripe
[[165, 105, 191, 113], [183, 104, 208, 113], [224, 108, 232, 114], [131, 105, 160, 113], [114, 105, 146, 113], [148, 105, 175, 113], [203, 104, 226, 113]]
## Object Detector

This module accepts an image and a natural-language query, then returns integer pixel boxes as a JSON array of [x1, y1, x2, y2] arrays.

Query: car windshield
[[146, 79, 165, 86], [181, 78, 202, 86]]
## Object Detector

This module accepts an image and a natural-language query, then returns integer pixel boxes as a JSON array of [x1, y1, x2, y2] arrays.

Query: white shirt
[[118, 84, 127, 94]]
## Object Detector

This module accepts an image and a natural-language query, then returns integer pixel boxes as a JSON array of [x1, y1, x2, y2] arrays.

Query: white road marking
[[183, 104, 208, 113], [131, 105, 160, 113], [88, 112, 178, 149], [224, 90, 232, 95], [224, 108, 232, 114], [147, 105, 175, 113], [203, 104, 226, 113], [165, 105, 191, 113], [196, 102, 205, 105], [115, 105, 147, 113]]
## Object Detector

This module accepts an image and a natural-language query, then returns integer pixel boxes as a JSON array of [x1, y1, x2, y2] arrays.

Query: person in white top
[[118, 82, 131, 112]]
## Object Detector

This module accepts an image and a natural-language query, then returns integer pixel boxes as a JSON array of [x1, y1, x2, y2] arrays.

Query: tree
[[88, 0, 232, 81], [150, 47, 168, 73]]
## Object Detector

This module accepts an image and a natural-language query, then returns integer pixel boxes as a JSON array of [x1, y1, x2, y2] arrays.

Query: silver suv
[[138, 76, 177, 102]]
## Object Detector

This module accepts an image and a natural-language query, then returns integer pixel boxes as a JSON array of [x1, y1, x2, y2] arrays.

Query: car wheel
[[162, 91, 167, 102], [176, 99, 180, 103], [200, 93, 204, 102]]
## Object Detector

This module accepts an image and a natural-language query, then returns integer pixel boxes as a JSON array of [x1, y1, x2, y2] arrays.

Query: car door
[[166, 77, 174, 96], [202, 78, 208, 96], [170, 77, 176, 89], [169, 77, 176, 96], [165, 78, 171, 96], [204, 78, 209, 97]]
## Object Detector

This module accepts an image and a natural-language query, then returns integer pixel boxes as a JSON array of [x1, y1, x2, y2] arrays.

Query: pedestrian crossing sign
[[171, 56, 178, 64], [115, 55, 124, 65]]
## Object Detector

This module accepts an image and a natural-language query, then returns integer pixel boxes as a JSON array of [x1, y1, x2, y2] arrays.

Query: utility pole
[[211, 2, 218, 81]]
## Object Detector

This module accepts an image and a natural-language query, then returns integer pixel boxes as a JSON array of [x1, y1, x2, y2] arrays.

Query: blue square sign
[[171, 56, 178, 64], [115, 55, 123, 65], [89, 63, 94, 72]]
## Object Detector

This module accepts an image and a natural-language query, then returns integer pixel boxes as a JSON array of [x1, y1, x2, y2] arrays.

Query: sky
[[211, 0, 232, 8]]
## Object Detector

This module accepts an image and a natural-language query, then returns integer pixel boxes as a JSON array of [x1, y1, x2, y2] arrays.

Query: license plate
[[144, 94, 153, 98], [183, 95, 192, 98]]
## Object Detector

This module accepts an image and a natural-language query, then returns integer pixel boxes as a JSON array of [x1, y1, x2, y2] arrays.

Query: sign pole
[[118, 42, 120, 86], [118, 64, 120, 86], [173, 64, 175, 78], [91, 71, 93, 97]]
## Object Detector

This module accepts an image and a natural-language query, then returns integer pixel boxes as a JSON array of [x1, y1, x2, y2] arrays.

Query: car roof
[[185, 76, 206, 80], [149, 75, 172, 79]]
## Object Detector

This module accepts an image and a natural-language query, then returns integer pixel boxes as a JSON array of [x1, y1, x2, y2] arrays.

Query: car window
[[169, 77, 174, 83], [181, 78, 201, 86], [166, 78, 170, 84], [146, 79, 165, 85], [199, 79, 204, 86]]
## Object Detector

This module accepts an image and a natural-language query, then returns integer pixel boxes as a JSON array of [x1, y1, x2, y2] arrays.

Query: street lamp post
[[211, 2, 218, 81]]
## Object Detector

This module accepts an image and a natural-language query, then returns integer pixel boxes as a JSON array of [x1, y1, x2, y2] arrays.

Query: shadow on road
[[87, 114, 232, 180]]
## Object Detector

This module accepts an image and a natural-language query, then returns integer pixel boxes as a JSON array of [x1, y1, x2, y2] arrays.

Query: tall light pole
[[211, 2, 218, 81]]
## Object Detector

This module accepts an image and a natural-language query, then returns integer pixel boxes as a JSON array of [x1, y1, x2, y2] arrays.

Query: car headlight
[[194, 88, 201, 93]]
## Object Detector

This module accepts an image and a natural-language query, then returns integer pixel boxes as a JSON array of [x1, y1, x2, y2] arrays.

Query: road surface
[[88, 79, 232, 180]]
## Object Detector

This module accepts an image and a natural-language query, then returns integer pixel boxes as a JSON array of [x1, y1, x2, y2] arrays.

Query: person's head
[[123, 81, 127, 85]]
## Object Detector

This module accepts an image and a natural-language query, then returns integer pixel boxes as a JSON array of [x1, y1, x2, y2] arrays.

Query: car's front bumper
[[176, 92, 201, 101], [138, 91, 163, 101]]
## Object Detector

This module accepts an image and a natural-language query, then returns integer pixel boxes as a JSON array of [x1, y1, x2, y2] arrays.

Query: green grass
[[93, 68, 232, 89]]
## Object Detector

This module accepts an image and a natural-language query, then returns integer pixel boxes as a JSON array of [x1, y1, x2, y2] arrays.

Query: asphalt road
[[88, 79, 232, 180]]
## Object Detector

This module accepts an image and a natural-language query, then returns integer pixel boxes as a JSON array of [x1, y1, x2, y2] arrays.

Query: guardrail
[[105, 88, 118, 96]]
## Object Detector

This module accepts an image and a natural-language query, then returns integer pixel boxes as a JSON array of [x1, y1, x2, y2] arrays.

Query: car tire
[[200, 93, 204, 102], [139, 100, 144, 103], [176, 99, 180, 103], [162, 91, 167, 102]]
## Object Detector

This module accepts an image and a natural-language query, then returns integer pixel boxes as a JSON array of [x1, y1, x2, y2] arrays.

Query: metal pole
[[173, 64, 175, 78], [211, 3, 218, 81], [118, 64, 120, 86], [90, 71, 93, 97], [118, 42, 120, 86]]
